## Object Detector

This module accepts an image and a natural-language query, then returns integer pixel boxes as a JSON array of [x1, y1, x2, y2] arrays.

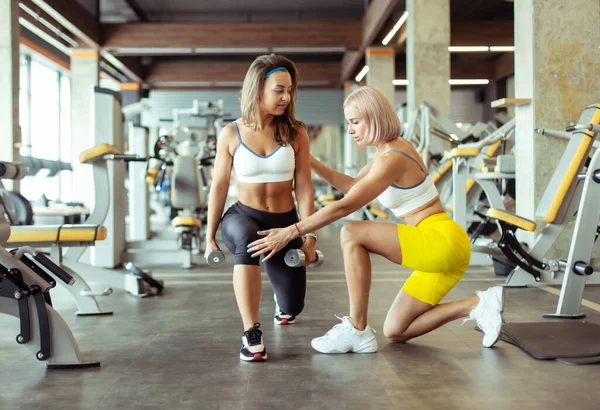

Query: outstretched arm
[[311, 156, 374, 194], [249, 154, 401, 261], [293, 129, 317, 263]]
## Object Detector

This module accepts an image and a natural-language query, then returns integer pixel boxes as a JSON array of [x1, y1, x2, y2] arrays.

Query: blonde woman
[[204, 54, 316, 362], [248, 86, 504, 354]]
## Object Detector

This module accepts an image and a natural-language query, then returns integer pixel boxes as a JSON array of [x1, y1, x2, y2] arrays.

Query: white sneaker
[[311, 316, 378, 354], [465, 286, 505, 348]]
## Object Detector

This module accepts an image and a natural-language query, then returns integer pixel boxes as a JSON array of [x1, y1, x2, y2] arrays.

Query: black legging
[[220, 201, 306, 316]]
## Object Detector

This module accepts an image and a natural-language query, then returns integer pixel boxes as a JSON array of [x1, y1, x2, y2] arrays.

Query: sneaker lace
[[324, 315, 350, 336], [245, 323, 262, 345]]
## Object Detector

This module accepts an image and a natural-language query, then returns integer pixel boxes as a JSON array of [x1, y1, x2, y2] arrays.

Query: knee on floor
[[383, 325, 411, 343]]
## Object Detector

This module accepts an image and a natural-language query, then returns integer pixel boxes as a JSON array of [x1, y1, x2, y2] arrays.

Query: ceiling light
[[382, 11, 408, 46], [271, 47, 346, 53], [194, 48, 269, 54], [19, 18, 71, 55], [392, 79, 490, 86], [449, 79, 490, 85], [355, 65, 369, 82], [448, 46, 490, 52], [113, 47, 194, 55], [489, 46, 515, 52]]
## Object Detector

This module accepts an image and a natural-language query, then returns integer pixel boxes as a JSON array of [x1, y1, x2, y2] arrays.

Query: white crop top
[[232, 122, 295, 183], [376, 150, 439, 217]]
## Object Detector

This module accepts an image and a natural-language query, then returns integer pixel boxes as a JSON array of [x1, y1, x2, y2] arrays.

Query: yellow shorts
[[398, 212, 471, 306]]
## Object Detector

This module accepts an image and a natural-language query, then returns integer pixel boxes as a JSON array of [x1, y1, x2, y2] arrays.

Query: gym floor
[[2, 224, 600, 410]]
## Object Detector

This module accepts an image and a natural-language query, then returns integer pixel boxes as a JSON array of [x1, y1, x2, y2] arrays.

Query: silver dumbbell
[[284, 249, 324, 268], [206, 250, 225, 268]]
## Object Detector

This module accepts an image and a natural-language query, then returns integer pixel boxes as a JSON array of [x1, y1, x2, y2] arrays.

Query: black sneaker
[[273, 293, 296, 325], [240, 323, 267, 362]]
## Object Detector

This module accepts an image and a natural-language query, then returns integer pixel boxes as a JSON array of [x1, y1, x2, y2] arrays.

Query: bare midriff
[[399, 196, 446, 226], [237, 180, 295, 213]]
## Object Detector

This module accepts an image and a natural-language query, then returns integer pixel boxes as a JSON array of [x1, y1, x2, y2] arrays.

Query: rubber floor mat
[[500, 321, 600, 363]]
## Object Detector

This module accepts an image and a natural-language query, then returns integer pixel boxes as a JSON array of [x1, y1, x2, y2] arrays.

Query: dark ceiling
[[30, 0, 515, 88]]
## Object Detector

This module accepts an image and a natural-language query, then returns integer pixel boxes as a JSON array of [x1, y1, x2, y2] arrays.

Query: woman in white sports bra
[[204, 54, 317, 362], [249, 86, 505, 354]]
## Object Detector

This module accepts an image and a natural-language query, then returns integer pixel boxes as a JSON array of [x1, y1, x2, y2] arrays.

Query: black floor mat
[[500, 321, 600, 363]]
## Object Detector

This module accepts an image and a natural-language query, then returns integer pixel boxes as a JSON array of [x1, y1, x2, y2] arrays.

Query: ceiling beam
[[29, 0, 101, 47], [340, 51, 363, 84], [100, 52, 144, 84], [362, 0, 399, 48], [146, 60, 340, 89], [18, 3, 73, 49], [450, 21, 513, 47], [396, 20, 514, 54], [395, 22, 408, 50], [494, 53, 514, 80], [102, 22, 361, 49], [340, 0, 398, 83], [394, 59, 496, 80], [123, 0, 149, 22]]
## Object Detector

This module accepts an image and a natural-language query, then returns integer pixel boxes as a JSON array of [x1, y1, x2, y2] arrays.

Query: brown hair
[[239, 54, 305, 146]]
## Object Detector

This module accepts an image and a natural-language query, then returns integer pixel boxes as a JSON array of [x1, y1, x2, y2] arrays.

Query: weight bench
[[0, 162, 99, 368], [476, 103, 600, 318], [6, 224, 114, 316], [1, 161, 113, 316]]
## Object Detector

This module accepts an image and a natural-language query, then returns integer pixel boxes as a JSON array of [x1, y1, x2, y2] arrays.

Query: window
[[18, 52, 71, 204]]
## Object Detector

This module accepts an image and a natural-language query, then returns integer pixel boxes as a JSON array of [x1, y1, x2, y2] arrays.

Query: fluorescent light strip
[[489, 46, 515, 52], [355, 65, 369, 82], [272, 47, 346, 53], [382, 11, 408, 46], [392, 79, 490, 86], [19, 18, 71, 56], [449, 79, 490, 85], [448, 46, 490, 52]]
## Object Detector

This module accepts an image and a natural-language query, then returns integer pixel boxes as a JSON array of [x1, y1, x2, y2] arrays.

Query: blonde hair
[[239, 54, 305, 146], [343, 86, 401, 145]]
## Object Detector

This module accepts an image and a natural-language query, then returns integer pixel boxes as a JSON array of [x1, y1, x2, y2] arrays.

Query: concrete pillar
[[119, 82, 143, 126], [506, 76, 515, 119], [406, 0, 450, 117], [365, 47, 395, 106], [0, 0, 21, 190], [70, 49, 99, 206], [514, 0, 600, 256]]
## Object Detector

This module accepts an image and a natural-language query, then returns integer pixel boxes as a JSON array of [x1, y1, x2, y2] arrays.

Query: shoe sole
[[274, 317, 296, 325], [240, 352, 267, 362], [311, 341, 378, 354]]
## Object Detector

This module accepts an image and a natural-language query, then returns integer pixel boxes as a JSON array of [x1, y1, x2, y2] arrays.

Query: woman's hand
[[247, 226, 298, 262], [204, 239, 220, 261], [299, 237, 317, 266]]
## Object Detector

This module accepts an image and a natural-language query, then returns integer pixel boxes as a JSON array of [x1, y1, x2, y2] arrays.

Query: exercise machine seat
[[79, 144, 120, 164], [449, 147, 480, 158], [171, 216, 202, 229], [7, 224, 108, 245], [486, 208, 536, 232]]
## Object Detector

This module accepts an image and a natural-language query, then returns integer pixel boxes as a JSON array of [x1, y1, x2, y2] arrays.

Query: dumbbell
[[284, 249, 324, 268], [206, 249, 225, 268]]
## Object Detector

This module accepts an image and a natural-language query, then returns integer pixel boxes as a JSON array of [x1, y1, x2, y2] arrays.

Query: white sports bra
[[232, 122, 295, 184], [376, 150, 439, 217]]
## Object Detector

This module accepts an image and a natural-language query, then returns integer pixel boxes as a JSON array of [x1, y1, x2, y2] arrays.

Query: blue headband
[[264, 67, 288, 78]]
